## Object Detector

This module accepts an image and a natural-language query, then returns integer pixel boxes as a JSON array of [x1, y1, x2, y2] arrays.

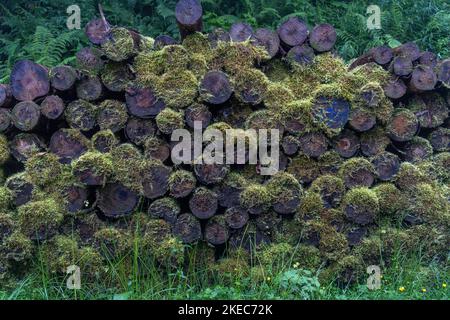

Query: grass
[[1, 245, 448, 300]]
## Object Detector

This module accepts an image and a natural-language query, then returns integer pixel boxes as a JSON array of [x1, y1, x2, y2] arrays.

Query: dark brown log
[[372, 46, 393, 65], [403, 137, 433, 163], [141, 161, 171, 199], [360, 128, 390, 157], [0, 84, 13, 108], [205, 216, 229, 246], [410, 92, 448, 128], [125, 86, 165, 118], [169, 170, 196, 198], [10, 133, 46, 162], [97, 100, 128, 132], [371, 151, 400, 181], [189, 187, 218, 219], [11, 101, 41, 131], [332, 129, 360, 158], [312, 96, 350, 130], [173, 213, 201, 244], [277, 17, 308, 47], [200, 71, 233, 105], [185, 104, 212, 129], [10, 60, 50, 101], [392, 56, 413, 76], [76, 76, 103, 101], [40, 95, 65, 120], [92, 130, 118, 153], [85, 9, 110, 45], [76, 47, 105, 73], [437, 59, 450, 88], [254, 28, 280, 58], [49, 129, 89, 164], [5, 173, 34, 207], [281, 135, 298, 156], [175, 0, 203, 40], [341, 158, 375, 188], [101, 62, 134, 92], [387, 108, 419, 142], [383, 78, 407, 99], [309, 23, 336, 52], [97, 183, 138, 217], [153, 35, 178, 50], [125, 117, 156, 145], [348, 52, 373, 70], [194, 162, 229, 185], [348, 107, 376, 132], [0, 108, 11, 132], [344, 191, 378, 225], [225, 206, 249, 229], [148, 197, 180, 224], [230, 22, 254, 42], [409, 65, 437, 91], [286, 45, 315, 65], [419, 51, 438, 68], [64, 186, 91, 213], [394, 42, 421, 61], [428, 127, 449, 152], [298, 132, 328, 158], [50, 66, 78, 91], [144, 137, 171, 162], [65, 100, 97, 131]]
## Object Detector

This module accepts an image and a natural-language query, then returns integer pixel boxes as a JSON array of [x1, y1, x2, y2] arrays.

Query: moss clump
[[430, 152, 450, 183], [213, 257, 250, 279], [0, 213, 14, 242], [287, 155, 320, 184], [259, 243, 293, 270], [407, 183, 449, 224], [154, 70, 198, 109], [2, 232, 33, 263], [78, 246, 105, 282], [406, 225, 449, 261], [168, 170, 196, 198], [148, 197, 180, 223], [292, 245, 322, 270], [404, 136, 433, 163], [25, 152, 64, 187], [91, 130, 119, 153], [266, 172, 302, 212], [0, 187, 12, 211], [40, 235, 79, 274], [297, 191, 324, 220], [94, 227, 131, 259], [233, 68, 269, 105], [65, 100, 97, 130], [183, 32, 212, 57], [318, 226, 349, 261], [110, 143, 145, 192], [394, 162, 430, 191], [280, 100, 313, 134], [0, 134, 9, 165], [72, 151, 114, 185], [319, 255, 363, 285], [342, 187, 379, 225], [318, 151, 343, 175], [143, 136, 169, 161], [310, 175, 346, 208], [101, 61, 133, 92], [372, 183, 406, 217], [101, 27, 136, 62], [97, 100, 128, 132], [264, 59, 290, 83], [339, 157, 375, 188], [240, 184, 272, 214], [352, 236, 382, 266], [156, 108, 184, 134], [17, 198, 64, 240], [360, 127, 391, 156]]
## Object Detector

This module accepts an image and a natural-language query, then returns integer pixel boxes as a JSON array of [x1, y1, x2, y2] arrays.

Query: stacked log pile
[[0, 0, 448, 285]]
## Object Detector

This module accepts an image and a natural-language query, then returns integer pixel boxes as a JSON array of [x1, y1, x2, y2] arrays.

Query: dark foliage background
[[0, 0, 449, 83]]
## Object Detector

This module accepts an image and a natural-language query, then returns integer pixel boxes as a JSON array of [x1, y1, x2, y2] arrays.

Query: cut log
[[10, 60, 50, 101], [372, 46, 393, 65], [153, 35, 178, 50], [194, 162, 229, 185], [5, 173, 34, 206], [97, 100, 128, 132], [189, 187, 218, 219], [92, 130, 118, 153], [65, 100, 97, 131], [101, 62, 134, 92], [387, 108, 419, 142], [0, 108, 11, 132], [76, 76, 103, 101], [49, 129, 89, 164], [254, 28, 280, 58], [287, 45, 315, 65], [298, 132, 328, 158], [125, 86, 165, 118], [391, 56, 413, 76], [383, 78, 407, 99], [0, 84, 13, 108], [360, 128, 390, 157], [144, 137, 171, 162], [410, 93, 448, 128], [437, 59, 450, 88], [403, 137, 432, 163], [419, 51, 438, 68], [141, 161, 171, 199], [185, 104, 212, 129], [76, 47, 105, 73], [97, 183, 138, 217], [277, 17, 308, 47], [282, 135, 299, 156], [169, 170, 196, 198], [428, 127, 449, 152], [230, 22, 254, 42], [50, 66, 78, 91], [205, 215, 229, 246], [175, 0, 203, 40], [85, 7, 110, 45], [409, 65, 437, 92], [64, 186, 92, 213], [393, 42, 421, 61], [11, 101, 41, 131], [332, 129, 360, 158], [125, 117, 156, 145], [40, 95, 65, 120], [10, 133, 46, 162], [348, 107, 376, 132], [225, 206, 249, 229], [200, 71, 233, 105], [173, 213, 201, 244], [208, 28, 231, 47], [309, 23, 337, 52], [371, 151, 400, 181], [312, 96, 350, 130], [148, 197, 180, 224]]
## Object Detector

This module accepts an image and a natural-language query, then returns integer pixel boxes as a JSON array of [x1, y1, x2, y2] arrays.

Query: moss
[[233, 68, 269, 105], [168, 170, 196, 198], [2, 231, 33, 263], [430, 152, 450, 183], [319, 255, 363, 285], [187, 242, 216, 271], [264, 82, 295, 110], [372, 183, 406, 218], [240, 184, 272, 213], [406, 93, 448, 128], [394, 162, 430, 191], [280, 100, 314, 134], [101, 61, 133, 92], [287, 155, 320, 184], [40, 235, 79, 274], [97, 100, 128, 132], [266, 172, 302, 209], [386, 108, 418, 141], [0, 213, 14, 242], [78, 246, 105, 282], [17, 198, 64, 240], [313, 82, 353, 104], [206, 121, 233, 133], [0, 134, 9, 165], [342, 187, 379, 223], [259, 243, 293, 270], [101, 27, 136, 62], [94, 227, 131, 259], [318, 151, 343, 175], [360, 127, 391, 156], [91, 130, 118, 153], [72, 151, 114, 185], [25, 152, 63, 187], [188, 53, 209, 79], [407, 183, 449, 224], [352, 236, 382, 266], [404, 136, 433, 163], [318, 226, 349, 261], [154, 70, 198, 109], [405, 225, 449, 261], [65, 100, 98, 130], [338, 157, 375, 187], [264, 59, 290, 83], [310, 175, 346, 208], [183, 32, 212, 57], [148, 197, 180, 221], [156, 108, 185, 134], [297, 191, 324, 220], [111, 143, 145, 192], [213, 257, 250, 278], [0, 187, 12, 211]]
